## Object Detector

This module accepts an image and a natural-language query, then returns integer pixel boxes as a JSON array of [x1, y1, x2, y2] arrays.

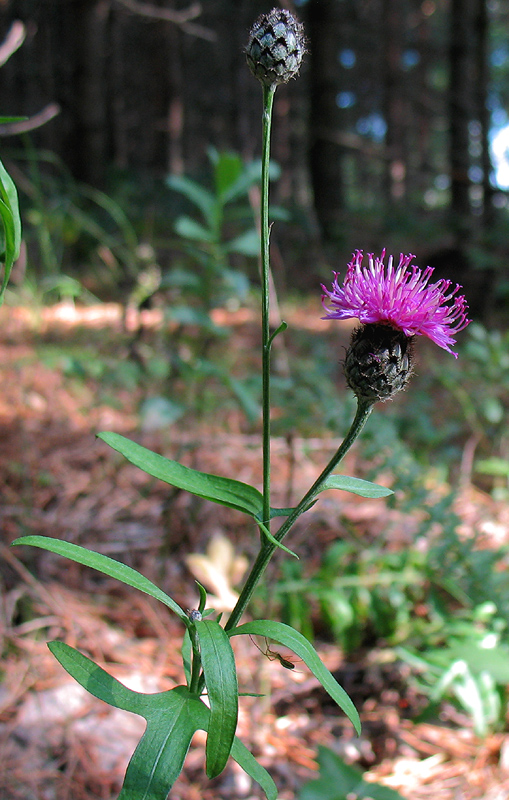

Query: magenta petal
[[322, 250, 470, 356]]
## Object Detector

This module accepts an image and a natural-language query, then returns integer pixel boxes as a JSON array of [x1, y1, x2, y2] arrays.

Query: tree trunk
[[306, 0, 345, 239], [382, 0, 406, 205], [72, 0, 111, 185], [474, 0, 494, 228], [449, 0, 476, 237]]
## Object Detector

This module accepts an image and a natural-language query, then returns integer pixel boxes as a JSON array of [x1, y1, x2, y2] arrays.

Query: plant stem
[[225, 399, 374, 632], [261, 83, 276, 530], [224, 76, 374, 635], [189, 627, 202, 694]]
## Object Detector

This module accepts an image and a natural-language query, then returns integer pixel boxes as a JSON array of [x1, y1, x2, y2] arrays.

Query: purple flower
[[321, 249, 470, 357]]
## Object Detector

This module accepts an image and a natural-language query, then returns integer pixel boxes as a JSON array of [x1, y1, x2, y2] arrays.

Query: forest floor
[[1, 302, 509, 800]]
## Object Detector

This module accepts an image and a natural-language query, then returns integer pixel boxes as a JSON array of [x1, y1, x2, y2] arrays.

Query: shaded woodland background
[[0, 0, 508, 314], [2, 4, 509, 799]]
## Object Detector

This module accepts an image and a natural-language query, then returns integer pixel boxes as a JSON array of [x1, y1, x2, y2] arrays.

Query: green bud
[[344, 324, 414, 403], [246, 8, 306, 87]]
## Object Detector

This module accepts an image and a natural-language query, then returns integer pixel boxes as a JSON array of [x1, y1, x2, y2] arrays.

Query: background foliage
[[0, 0, 508, 311]]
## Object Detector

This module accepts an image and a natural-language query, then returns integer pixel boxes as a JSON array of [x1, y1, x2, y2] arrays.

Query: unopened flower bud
[[246, 8, 305, 87], [344, 324, 414, 403]]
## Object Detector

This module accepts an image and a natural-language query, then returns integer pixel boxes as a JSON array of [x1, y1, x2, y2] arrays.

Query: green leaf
[[160, 266, 201, 290], [174, 215, 215, 243], [195, 580, 208, 613], [482, 396, 504, 424], [98, 432, 264, 517], [445, 642, 509, 684], [118, 687, 201, 800], [0, 156, 21, 303], [258, 521, 299, 558], [222, 266, 251, 299], [319, 475, 393, 499], [230, 736, 278, 800], [49, 643, 200, 799], [267, 320, 288, 349], [224, 228, 260, 256], [181, 629, 192, 686], [269, 507, 296, 518], [221, 159, 281, 205], [298, 745, 405, 800], [230, 621, 360, 735], [195, 619, 238, 778], [164, 694, 278, 800], [48, 641, 145, 713], [139, 396, 185, 431], [212, 150, 243, 199], [12, 535, 188, 623], [166, 173, 216, 226], [269, 501, 317, 518], [49, 641, 277, 799]]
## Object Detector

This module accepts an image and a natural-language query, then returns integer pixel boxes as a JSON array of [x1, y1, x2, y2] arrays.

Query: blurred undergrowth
[[5, 144, 506, 479], [4, 143, 509, 735], [254, 463, 509, 735], [5, 139, 506, 493], [4, 142, 506, 473]]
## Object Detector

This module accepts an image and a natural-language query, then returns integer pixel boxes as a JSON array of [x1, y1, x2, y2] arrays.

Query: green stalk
[[188, 626, 202, 694], [197, 82, 279, 693], [261, 83, 276, 530], [225, 399, 373, 632], [222, 75, 375, 634]]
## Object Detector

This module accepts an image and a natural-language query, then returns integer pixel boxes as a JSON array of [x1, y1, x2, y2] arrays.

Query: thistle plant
[[12, 9, 470, 800]]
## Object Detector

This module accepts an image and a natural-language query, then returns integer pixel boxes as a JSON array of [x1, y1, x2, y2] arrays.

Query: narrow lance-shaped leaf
[[98, 431, 264, 518], [12, 536, 188, 623], [224, 229, 260, 257], [268, 499, 317, 519], [174, 215, 215, 243], [166, 173, 216, 227], [266, 477, 389, 523], [195, 618, 239, 778], [318, 474, 393, 499], [184, 692, 278, 800], [0, 156, 21, 252], [221, 158, 281, 204], [212, 150, 243, 198], [0, 156, 21, 302], [48, 641, 145, 714], [258, 520, 298, 558], [230, 735, 278, 800], [181, 629, 193, 687], [230, 620, 361, 735]]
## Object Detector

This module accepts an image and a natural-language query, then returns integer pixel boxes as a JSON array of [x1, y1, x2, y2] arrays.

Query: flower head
[[321, 249, 470, 357], [246, 8, 306, 87]]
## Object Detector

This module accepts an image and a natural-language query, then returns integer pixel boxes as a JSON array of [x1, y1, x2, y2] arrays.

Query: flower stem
[[188, 627, 202, 694], [225, 399, 374, 632], [224, 72, 374, 635], [261, 83, 276, 531]]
